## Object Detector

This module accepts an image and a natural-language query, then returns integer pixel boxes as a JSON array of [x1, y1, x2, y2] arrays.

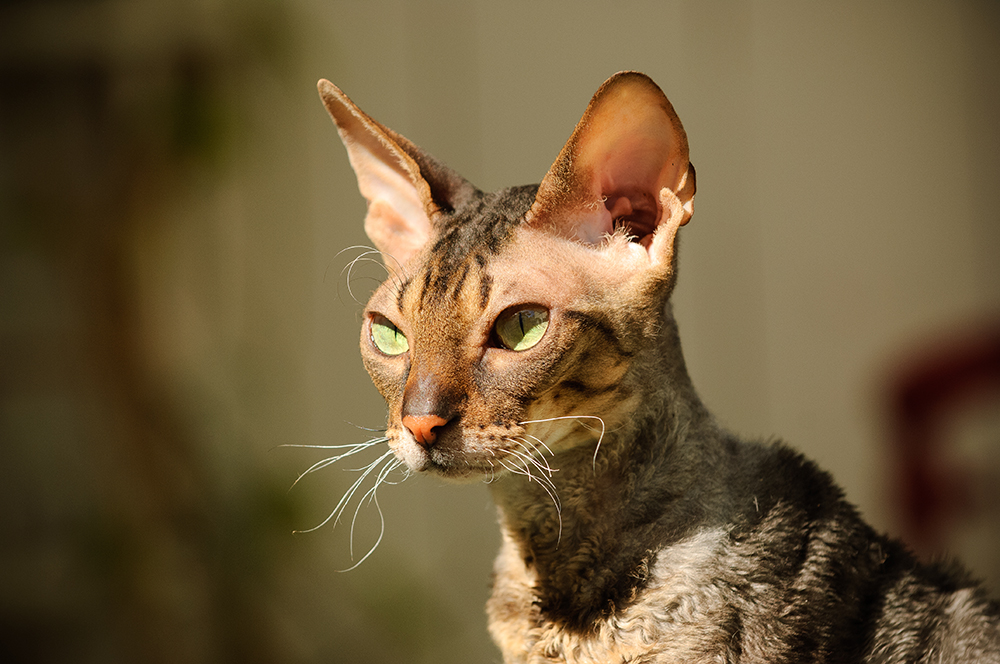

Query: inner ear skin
[[604, 190, 658, 242]]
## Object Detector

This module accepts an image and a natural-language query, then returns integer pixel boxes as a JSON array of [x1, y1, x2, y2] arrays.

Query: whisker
[[345, 255, 392, 304], [508, 442, 556, 477], [286, 438, 387, 490], [501, 449, 561, 512], [348, 456, 403, 561], [343, 421, 387, 433], [513, 436, 547, 461], [523, 433, 555, 457], [332, 246, 381, 303], [294, 449, 395, 535], [498, 454, 562, 543], [338, 490, 386, 573], [519, 415, 607, 473], [325, 245, 376, 286], [333, 244, 382, 266], [288, 428, 410, 570], [279, 438, 387, 451], [334, 245, 408, 306], [504, 448, 538, 481]]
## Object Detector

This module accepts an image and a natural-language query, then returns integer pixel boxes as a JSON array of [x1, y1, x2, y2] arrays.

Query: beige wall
[[2, 1, 997, 662]]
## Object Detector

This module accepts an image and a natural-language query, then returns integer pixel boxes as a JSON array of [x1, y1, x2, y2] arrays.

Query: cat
[[316, 71, 1000, 663]]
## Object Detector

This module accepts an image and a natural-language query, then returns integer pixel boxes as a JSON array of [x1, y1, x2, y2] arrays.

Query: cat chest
[[487, 528, 759, 663]]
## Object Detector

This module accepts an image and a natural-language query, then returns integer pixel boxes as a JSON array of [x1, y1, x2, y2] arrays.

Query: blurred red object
[[889, 321, 1000, 555]]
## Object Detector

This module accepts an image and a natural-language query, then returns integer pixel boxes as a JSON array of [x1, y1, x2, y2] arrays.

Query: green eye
[[496, 307, 549, 351], [371, 315, 409, 356]]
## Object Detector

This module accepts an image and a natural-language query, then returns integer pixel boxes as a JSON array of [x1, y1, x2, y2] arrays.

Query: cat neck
[[488, 311, 722, 628]]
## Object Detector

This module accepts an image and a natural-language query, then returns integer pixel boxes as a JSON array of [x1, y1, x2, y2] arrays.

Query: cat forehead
[[369, 182, 656, 318], [495, 225, 651, 300], [432, 184, 538, 256], [378, 227, 645, 323], [371, 185, 534, 313]]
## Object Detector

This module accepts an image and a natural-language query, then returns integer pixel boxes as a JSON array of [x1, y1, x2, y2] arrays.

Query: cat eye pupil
[[496, 307, 549, 351], [371, 316, 408, 356]]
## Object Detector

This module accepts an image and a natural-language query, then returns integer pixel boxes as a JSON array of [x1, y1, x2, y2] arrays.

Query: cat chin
[[406, 459, 493, 485], [429, 469, 490, 486]]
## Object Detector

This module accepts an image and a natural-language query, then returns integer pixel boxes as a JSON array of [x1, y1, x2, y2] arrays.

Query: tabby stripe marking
[[479, 273, 493, 311], [561, 310, 634, 358]]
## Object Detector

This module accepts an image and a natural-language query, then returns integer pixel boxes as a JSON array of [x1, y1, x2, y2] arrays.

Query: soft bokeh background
[[2, 1, 998, 662]]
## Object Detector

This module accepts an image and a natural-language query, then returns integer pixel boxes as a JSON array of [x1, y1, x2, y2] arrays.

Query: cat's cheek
[[359, 348, 409, 407]]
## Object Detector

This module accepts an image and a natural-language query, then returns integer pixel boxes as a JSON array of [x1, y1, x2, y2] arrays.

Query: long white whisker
[[334, 245, 408, 306], [294, 449, 395, 534], [337, 243, 405, 281], [508, 442, 556, 477], [326, 245, 378, 285], [504, 448, 538, 481], [338, 489, 386, 573], [508, 438, 555, 477], [333, 246, 382, 304], [288, 429, 411, 570], [349, 456, 402, 560], [523, 433, 555, 457], [343, 421, 387, 433], [498, 455, 563, 544], [514, 436, 549, 464], [345, 255, 391, 304], [501, 450, 561, 511], [519, 415, 606, 473], [497, 455, 528, 480], [280, 439, 386, 450], [333, 244, 381, 262], [287, 438, 386, 489], [338, 458, 407, 572]]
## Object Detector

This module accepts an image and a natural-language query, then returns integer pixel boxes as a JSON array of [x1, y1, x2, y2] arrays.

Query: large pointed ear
[[318, 79, 478, 267], [527, 72, 695, 268]]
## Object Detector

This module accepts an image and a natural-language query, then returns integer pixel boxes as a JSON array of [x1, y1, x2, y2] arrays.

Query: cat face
[[360, 209, 659, 479], [320, 72, 696, 481]]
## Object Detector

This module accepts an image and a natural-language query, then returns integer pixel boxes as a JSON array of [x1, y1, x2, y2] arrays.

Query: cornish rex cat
[[316, 71, 999, 663]]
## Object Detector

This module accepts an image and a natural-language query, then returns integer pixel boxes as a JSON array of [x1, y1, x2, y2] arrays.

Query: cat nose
[[402, 414, 449, 447]]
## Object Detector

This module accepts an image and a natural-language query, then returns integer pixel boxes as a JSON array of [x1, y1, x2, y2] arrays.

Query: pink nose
[[402, 414, 448, 447]]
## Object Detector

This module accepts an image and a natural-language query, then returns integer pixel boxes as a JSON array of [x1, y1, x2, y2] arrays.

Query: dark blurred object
[[888, 321, 1000, 590], [0, 2, 302, 663]]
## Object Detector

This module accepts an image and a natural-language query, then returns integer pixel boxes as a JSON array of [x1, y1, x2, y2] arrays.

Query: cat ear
[[527, 72, 695, 268], [318, 79, 478, 267]]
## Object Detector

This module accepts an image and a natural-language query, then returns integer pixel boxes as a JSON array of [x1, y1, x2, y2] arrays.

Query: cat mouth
[[393, 442, 492, 482], [395, 437, 551, 485]]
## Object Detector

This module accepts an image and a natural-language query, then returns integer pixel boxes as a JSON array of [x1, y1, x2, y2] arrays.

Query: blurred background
[[1, 1, 998, 662]]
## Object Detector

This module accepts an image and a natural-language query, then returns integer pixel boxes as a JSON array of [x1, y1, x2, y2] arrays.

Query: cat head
[[320, 72, 695, 480]]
